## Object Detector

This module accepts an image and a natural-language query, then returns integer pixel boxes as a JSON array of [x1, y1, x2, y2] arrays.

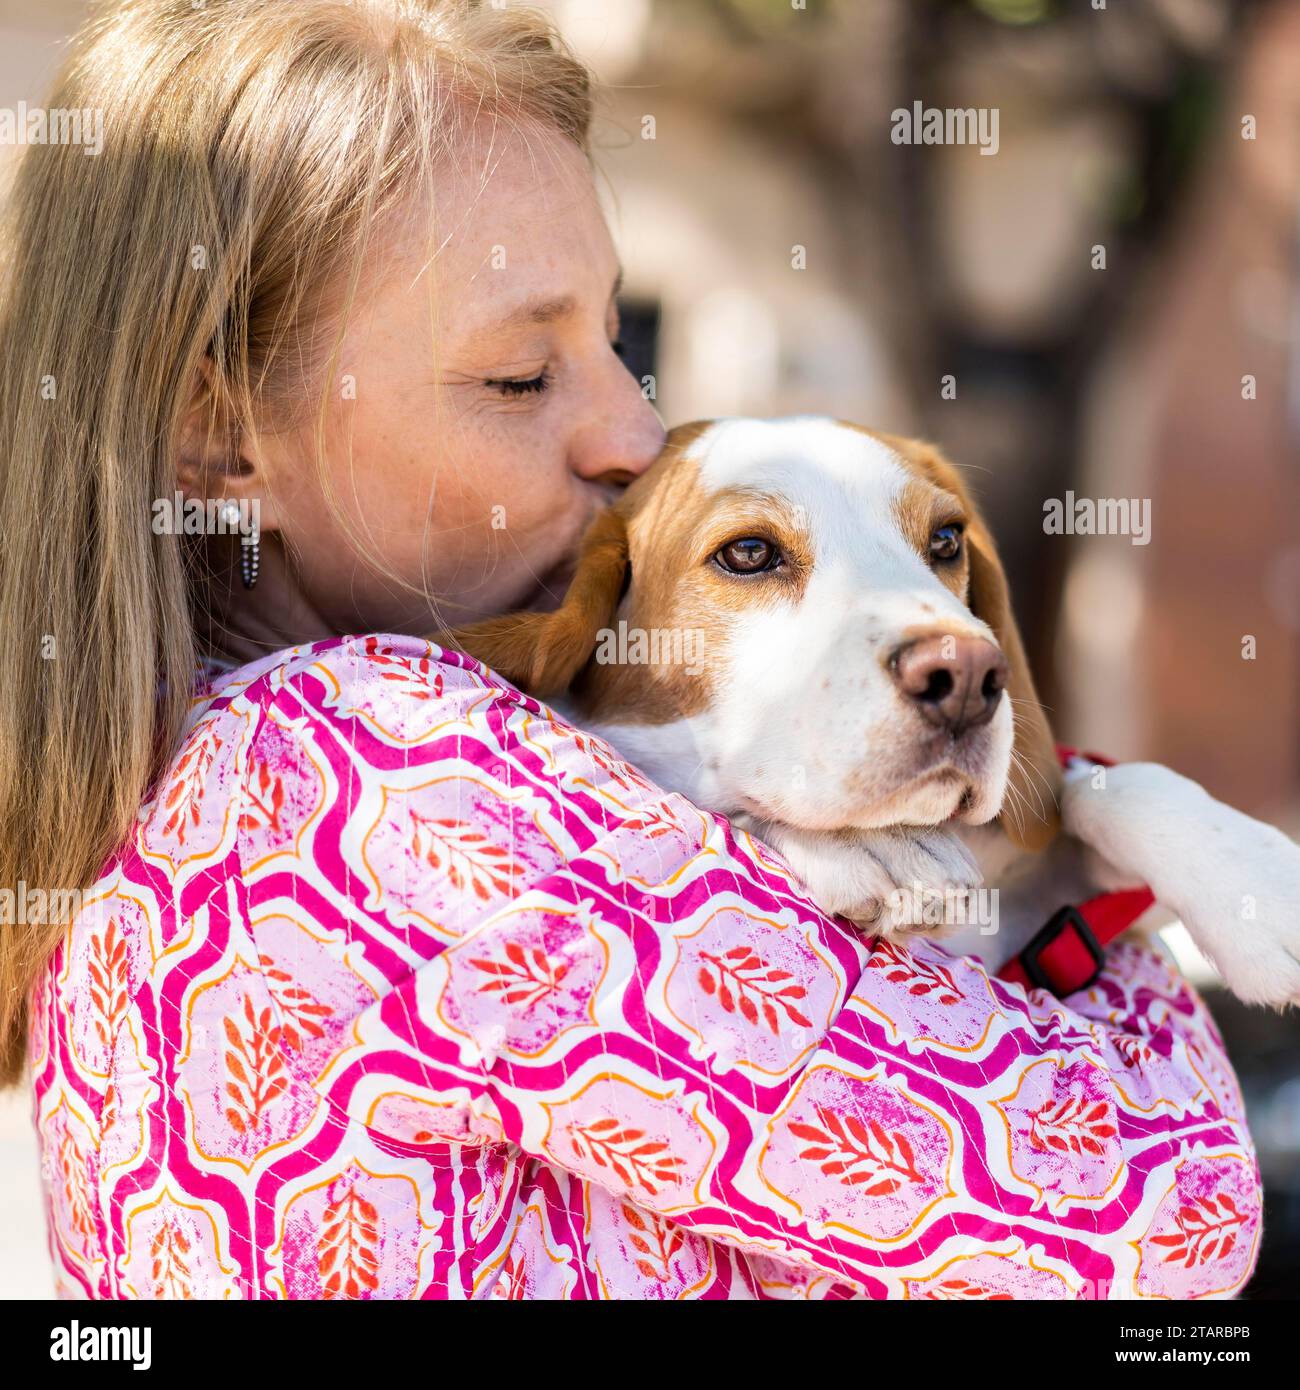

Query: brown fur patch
[[573, 427, 814, 725], [452, 419, 814, 728], [891, 476, 969, 601]]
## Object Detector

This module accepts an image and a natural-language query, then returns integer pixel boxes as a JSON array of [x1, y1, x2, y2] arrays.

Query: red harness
[[993, 747, 1155, 998]]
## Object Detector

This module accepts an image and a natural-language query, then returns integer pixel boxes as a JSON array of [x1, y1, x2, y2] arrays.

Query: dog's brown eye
[[715, 537, 780, 574], [930, 524, 963, 563]]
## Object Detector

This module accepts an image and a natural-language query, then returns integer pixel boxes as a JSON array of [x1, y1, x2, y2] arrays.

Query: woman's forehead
[[334, 133, 618, 363], [428, 126, 613, 302]]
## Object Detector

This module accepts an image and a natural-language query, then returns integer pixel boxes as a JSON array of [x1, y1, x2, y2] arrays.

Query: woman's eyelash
[[485, 337, 621, 395], [486, 372, 551, 397]]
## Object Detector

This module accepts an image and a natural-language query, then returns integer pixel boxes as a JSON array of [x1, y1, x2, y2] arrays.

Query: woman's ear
[[175, 355, 280, 530], [451, 507, 629, 698], [879, 433, 1062, 850]]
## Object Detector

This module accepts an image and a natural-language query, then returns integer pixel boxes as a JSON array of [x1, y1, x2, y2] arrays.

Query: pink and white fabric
[[29, 634, 1262, 1299]]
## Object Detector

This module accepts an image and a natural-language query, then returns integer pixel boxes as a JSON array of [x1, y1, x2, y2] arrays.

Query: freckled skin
[[201, 123, 665, 656]]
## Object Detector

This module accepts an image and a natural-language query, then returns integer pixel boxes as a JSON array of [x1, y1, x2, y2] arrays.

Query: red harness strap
[[994, 747, 1155, 998]]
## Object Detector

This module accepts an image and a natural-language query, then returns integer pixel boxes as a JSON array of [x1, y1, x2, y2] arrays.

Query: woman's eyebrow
[[464, 266, 626, 345]]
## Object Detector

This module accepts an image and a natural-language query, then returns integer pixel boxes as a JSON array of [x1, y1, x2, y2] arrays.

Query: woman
[[0, 0, 1260, 1299]]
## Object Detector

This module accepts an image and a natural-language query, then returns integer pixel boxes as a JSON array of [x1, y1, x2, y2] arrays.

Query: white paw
[[1165, 818, 1300, 1009], [1064, 761, 1300, 1008], [752, 822, 984, 938]]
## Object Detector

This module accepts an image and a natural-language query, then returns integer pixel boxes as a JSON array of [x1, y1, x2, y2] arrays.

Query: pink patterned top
[[29, 634, 1262, 1299]]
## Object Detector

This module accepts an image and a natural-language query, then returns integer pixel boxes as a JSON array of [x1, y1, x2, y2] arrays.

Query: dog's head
[[455, 417, 1061, 850]]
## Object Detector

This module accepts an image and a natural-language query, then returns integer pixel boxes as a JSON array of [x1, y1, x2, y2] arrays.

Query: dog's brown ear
[[880, 433, 1062, 850], [964, 518, 1062, 850], [449, 508, 628, 699]]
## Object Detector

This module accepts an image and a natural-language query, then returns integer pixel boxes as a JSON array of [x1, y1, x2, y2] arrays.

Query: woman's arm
[[231, 635, 1261, 1297]]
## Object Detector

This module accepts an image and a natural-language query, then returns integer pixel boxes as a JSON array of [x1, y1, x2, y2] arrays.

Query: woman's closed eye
[[483, 339, 625, 399], [485, 371, 552, 397]]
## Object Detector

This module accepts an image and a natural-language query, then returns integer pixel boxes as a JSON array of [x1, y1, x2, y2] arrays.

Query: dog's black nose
[[890, 634, 1008, 736]]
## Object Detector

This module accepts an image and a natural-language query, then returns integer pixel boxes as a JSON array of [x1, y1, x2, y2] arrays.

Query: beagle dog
[[453, 417, 1300, 1009]]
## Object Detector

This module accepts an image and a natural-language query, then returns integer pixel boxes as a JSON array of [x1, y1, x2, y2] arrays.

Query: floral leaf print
[[363, 636, 444, 701], [620, 1202, 685, 1282], [102, 1081, 118, 1136], [30, 638, 1268, 1300], [86, 917, 130, 1049], [239, 759, 287, 834], [222, 995, 289, 1134], [491, 1245, 529, 1300], [696, 945, 812, 1034], [865, 938, 963, 1005], [1114, 1034, 1154, 1073], [619, 799, 686, 841], [570, 730, 653, 798], [159, 729, 221, 845], [923, 1277, 1012, 1301], [1150, 1193, 1248, 1268], [150, 1219, 195, 1300], [788, 1105, 925, 1196], [56, 1126, 97, 1250], [318, 1172, 381, 1298], [569, 1118, 687, 1197], [469, 940, 568, 1010], [1027, 1093, 1117, 1159], [409, 812, 522, 903], [258, 953, 333, 1054]]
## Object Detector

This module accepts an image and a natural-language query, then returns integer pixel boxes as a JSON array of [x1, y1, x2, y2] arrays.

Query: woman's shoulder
[[189, 632, 684, 820], [123, 634, 547, 889], [173, 631, 782, 918], [194, 632, 522, 720], [170, 632, 696, 869], [223, 631, 624, 785]]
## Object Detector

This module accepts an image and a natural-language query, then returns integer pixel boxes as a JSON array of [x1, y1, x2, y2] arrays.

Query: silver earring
[[240, 512, 260, 591], [218, 501, 259, 591]]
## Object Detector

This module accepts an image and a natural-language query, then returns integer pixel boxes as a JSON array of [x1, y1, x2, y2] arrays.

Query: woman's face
[[258, 123, 666, 633]]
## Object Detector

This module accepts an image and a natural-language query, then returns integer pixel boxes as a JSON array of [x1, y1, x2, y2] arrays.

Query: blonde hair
[[0, 0, 593, 1084]]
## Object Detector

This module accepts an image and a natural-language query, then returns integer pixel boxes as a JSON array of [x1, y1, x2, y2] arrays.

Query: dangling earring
[[240, 510, 260, 590], [219, 501, 260, 591]]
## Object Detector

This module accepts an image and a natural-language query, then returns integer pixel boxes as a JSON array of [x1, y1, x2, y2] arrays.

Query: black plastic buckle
[[1018, 905, 1106, 996]]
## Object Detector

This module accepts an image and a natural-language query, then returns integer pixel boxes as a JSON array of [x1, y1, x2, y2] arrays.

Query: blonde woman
[[0, 0, 1260, 1299]]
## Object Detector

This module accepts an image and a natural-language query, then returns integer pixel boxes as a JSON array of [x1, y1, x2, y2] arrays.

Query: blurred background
[[0, 0, 1296, 1297]]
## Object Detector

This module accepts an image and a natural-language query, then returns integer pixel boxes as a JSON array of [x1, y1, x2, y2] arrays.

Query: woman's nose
[[570, 361, 667, 486]]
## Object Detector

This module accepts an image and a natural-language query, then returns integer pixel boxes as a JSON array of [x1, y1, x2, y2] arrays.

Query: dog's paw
[[862, 829, 987, 939], [1064, 762, 1300, 1008], [1166, 820, 1300, 1010], [1204, 913, 1300, 1010], [751, 822, 983, 939]]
